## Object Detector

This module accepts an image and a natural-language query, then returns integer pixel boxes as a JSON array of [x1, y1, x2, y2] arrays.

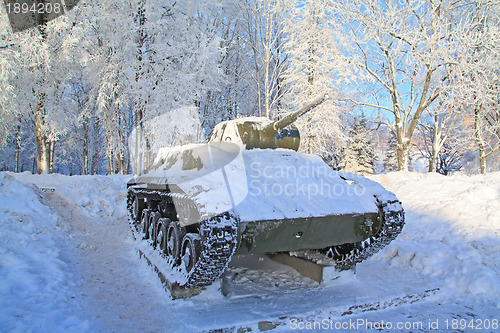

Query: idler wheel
[[132, 195, 145, 225], [181, 233, 201, 274], [166, 222, 184, 262]]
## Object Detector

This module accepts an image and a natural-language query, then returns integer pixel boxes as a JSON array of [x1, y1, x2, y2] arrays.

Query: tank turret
[[209, 94, 328, 151]]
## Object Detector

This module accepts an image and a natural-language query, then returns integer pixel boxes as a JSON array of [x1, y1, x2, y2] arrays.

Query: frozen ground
[[0, 171, 499, 332]]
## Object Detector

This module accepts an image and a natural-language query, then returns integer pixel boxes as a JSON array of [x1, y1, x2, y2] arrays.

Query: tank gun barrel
[[272, 94, 329, 130]]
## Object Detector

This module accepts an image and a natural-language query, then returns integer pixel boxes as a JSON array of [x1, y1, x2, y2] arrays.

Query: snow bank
[[0, 173, 89, 332], [12, 172, 128, 219], [369, 171, 500, 304]]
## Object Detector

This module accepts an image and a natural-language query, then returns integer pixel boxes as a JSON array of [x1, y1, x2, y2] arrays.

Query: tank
[[127, 95, 405, 295]]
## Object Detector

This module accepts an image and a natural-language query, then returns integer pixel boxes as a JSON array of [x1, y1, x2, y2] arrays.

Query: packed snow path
[[42, 179, 183, 332], [1, 171, 499, 332]]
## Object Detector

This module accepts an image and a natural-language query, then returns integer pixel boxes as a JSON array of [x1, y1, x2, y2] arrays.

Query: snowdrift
[[369, 172, 500, 301], [0, 173, 89, 332], [0, 170, 498, 331]]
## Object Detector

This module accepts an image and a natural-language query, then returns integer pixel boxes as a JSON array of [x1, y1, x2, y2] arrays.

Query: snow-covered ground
[[0, 170, 499, 332]]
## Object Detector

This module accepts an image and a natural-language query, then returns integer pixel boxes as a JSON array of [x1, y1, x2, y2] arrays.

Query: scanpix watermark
[[249, 161, 341, 180], [289, 317, 499, 331], [2, 0, 80, 33], [248, 178, 366, 199], [248, 161, 366, 199]]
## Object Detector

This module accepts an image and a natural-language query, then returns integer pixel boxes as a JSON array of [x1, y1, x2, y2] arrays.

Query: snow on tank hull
[[127, 142, 405, 294]]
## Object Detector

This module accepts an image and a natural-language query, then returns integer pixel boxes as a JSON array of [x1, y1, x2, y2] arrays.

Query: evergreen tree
[[344, 117, 376, 174], [321, 144, 345, 171], [383, 132, 398, 173]]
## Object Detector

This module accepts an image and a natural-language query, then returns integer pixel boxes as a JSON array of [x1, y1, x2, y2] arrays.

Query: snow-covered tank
[[127, 95, 405, 293]]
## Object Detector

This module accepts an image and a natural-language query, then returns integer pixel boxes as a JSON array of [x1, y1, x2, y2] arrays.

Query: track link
[[324, 195, 405, 270], [187, 214, 238, 288]]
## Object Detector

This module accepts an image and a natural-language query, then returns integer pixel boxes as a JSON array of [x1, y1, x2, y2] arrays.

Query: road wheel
[[181, 233, 201, 274], [156, 218, 171, 253], [140, 209, 150, 238], [166, 222, 184, 262], [147, 211, 161, 245]]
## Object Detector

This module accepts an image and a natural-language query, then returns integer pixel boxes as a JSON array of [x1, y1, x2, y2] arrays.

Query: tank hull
[[127, 144, 405, 294], [235, 212, 381, 255]]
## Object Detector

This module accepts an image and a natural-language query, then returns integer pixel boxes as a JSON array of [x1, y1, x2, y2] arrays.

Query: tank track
[[324, 195, 405, 270], [127, 187, 238, 289], [289, 195, 404, 270]]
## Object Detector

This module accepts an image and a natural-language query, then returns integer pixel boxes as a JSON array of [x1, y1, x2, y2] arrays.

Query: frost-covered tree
[[1, 0, 230, 175], [344, 117, 377, 174], [455, 2, 500, 174], [125, 0, 225, 174], [201, 6, 249, 130], [330, 0, 484, 171], [3, 0, 495, 176], [239, 0, 291, 118], [418, 100, 460, 172], [0, 36, 17, 150], [0, 22, 28, 172], [73, 0, 136, 174], [0, 4, 79, 174], [383, 132, 398, 173], [282, 0, 345, 155], [436, 142, 463, 175], [66, 0, 226, 175], [417, 111, 470, 175]]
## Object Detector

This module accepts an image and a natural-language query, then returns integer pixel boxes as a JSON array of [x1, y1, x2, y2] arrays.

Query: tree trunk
[[252, 40, 262, 117], [134, 120, 143, 175], [49, 140, 55, 173], [83, 119, 89, 175], [263, 45, 271, 119], [428, 146, 438, 173], [134, 1, 147, 175], [428, 122, 440, 173], [396, 140, 409, 171], [91, 118, 99, 175], [144, 134, 151, 172], [14, 124, 21, 173], [83, 140, 89, 175], [121, 111, 128, 175], [35, 135, 50, 174], [307, 115, 313, 154], [117, 150, 124, 175], [35, 104, 50, 174], [108, 147, 114, 175], [475, 107, 487, 174], [393, 103, 410, 171]]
